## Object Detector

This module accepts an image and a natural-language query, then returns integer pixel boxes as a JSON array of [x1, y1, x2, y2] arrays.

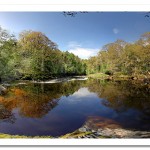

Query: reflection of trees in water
[[19, 98, 60, 118], [87, 79, 150, 130], [0, 104, 16, 123], [0, 80, 86, 118], [0, 79, 149, 126], [88, 79, 150, 118]]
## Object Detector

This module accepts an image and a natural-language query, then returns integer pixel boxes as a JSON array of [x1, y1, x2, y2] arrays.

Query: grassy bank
[[88, 73, 150, 81], [0, 132, 93, 139], [88, 73, 129, 80], [0, 131, 106, 139], [0, 133, 52, 138]]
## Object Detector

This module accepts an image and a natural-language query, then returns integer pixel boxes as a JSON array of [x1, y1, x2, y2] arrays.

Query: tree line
[[0, 26, 149, 82], [86, 34, 150, 77], [0, 26, 86, 82]]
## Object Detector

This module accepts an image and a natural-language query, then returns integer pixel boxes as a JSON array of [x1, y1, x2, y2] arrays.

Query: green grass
[[0, 132, 92, 139], [88, 72, 131, 80], [0, 131, 109, 139], [0, 133, 52, 139], [60, 130, 92, 139]]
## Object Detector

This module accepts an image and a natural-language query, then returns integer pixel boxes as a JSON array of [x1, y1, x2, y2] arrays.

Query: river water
[[0, 79, 149, 137]]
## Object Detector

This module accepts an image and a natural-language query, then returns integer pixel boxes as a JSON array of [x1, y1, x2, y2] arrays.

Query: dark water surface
[[0, 79, 149, 137]]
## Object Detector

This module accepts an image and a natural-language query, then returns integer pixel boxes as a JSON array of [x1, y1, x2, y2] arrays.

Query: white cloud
[[66, 88, 98, 102], [67, 41, 81, 49], [68, 47, 98, 59], [113, 28, 119, 34], [72, 88, 96, 98], [67, 41, 99, 59]]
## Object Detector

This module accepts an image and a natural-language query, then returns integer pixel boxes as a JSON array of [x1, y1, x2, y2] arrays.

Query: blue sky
[[0, 12, 149, 59]]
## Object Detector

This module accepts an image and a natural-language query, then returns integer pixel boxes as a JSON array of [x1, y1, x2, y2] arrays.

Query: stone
[[91, 129, 96, 133], [0, 85, 7, 95], [2, 83, 11, 87], [95, 132, 102, 136], [79, 127, 87, 132], [91, 134, 97, 138]]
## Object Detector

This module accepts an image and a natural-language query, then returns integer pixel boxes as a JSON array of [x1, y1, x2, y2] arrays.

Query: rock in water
[[84, 116, 150, 138], [0, 85, 7, 95], [79, 127, 87, 132]]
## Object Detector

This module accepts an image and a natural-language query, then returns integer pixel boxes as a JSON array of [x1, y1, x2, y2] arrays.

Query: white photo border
[[0, 0, 150, 146]]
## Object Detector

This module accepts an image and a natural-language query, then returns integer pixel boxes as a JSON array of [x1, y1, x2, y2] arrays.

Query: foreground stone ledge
[[0, 116, 150, 139], [61, 116, 150, 139]]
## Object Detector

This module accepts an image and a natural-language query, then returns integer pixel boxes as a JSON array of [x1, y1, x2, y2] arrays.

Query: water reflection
[[88, 79, 150, 113], [0, 79, 149, 136], [0, 80, 85, 118], [87, 79, 150, 130], [0, 104, 15, 123]]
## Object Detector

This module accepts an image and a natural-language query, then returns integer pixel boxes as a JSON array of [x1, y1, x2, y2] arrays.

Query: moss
[[0, 133, 52, 139], [0, 131, 92, 139], [0, 132, 109, 139], [60, 130, 92, 139], [98, 135, 111, 138]]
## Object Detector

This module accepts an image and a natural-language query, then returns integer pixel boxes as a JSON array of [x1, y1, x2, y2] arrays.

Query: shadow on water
[[0, 79, 149, 136]]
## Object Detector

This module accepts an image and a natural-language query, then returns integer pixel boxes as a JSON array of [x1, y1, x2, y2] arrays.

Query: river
[[0, 78, 149, 137]]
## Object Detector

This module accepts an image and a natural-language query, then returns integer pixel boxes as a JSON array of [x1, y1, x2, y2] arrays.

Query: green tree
[[18, 30, 58, 79], [0, 26, 18, 82]]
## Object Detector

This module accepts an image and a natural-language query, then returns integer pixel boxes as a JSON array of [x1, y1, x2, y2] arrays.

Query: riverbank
[[61, 116, 150, 138], [0, 76, 88, 95], [88, 73, 132, 81], [0, 134, 52, 139], [88, 73, 150, 83]]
